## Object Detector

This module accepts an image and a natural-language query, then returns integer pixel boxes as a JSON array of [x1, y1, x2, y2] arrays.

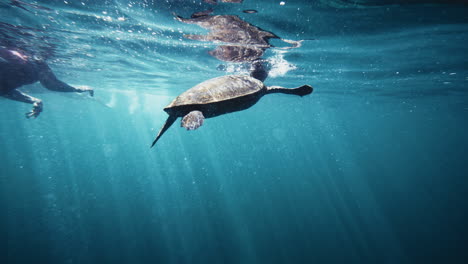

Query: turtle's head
[[294, 85, 313, 96]]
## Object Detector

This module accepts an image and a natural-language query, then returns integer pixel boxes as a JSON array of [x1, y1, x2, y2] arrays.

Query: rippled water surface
[[1, 1, 468, 263]]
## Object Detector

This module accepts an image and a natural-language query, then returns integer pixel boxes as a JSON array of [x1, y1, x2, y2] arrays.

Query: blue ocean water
[[1, 0, 467, 263]]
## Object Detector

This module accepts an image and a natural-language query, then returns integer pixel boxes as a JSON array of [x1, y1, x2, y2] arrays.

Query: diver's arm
[[2, 89, 43, 118], [38, 63, 93, 96]]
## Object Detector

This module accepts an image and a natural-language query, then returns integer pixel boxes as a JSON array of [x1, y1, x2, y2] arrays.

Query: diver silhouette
[[0, 48, 93, 118]]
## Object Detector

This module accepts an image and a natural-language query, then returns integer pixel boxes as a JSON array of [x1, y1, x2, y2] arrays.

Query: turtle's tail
[[151, 115, 177, 148]]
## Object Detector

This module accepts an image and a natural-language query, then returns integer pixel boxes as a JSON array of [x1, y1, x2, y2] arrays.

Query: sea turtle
[[174, 11, 302, 63], [151, 75, 313, 147], [175, 11, 286, 47]]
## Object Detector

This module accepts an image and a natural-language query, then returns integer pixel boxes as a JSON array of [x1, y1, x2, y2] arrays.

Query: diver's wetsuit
[[0, 48, 92, 118]]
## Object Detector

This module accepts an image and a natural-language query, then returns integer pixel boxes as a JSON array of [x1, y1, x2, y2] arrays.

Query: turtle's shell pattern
[[165, 75, 264, 108]]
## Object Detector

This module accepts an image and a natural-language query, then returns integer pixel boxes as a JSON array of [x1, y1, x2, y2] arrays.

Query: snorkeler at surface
[[0, 47, 93, 118]]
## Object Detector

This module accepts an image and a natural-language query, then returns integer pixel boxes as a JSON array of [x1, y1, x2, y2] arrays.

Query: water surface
[[1, 1, 467, 263]]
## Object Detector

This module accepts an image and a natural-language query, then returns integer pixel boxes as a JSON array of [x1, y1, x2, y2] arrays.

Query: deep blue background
[[1, 0, 468, 263]]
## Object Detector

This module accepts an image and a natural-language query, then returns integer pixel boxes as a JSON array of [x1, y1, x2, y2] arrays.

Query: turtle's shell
[[165, 75, 265, 109]]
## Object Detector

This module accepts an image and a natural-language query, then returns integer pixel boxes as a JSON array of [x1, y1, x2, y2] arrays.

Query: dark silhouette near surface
[[0, 48, 93, 118], [175, 10, 302, 81]]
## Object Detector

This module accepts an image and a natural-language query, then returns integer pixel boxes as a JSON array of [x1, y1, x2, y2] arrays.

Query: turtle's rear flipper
[[181, 111, 205, 130], [151, 115, 177, 148], [266, 85, 313, 97]]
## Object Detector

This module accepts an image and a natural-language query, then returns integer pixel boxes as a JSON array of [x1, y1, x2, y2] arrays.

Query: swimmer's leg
[[3, 90, 43, 118], [38, 63, 94, 96]]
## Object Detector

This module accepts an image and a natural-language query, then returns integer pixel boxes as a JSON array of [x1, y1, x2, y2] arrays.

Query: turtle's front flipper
[[173, 13, 197, 24], [279, 39, 304, 49], [181, 111, 205, 130], [266, 85, 313, 97], [151, 115, 177, 148]]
